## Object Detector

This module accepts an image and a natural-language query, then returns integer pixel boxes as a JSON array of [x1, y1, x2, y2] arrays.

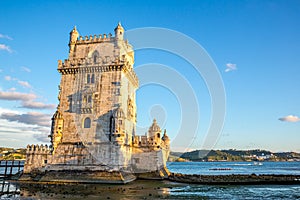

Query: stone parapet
[[77, 33, 114, 44]]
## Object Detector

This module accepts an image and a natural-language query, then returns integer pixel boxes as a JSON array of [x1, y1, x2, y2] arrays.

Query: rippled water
[[0, 162, 299, 199], [169, 184, 300, 199], [167, 161, 300, 175]]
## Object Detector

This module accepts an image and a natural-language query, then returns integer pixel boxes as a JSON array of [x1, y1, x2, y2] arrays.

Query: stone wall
[[23, 145, 51, 173], [22, 24, 170, 183]]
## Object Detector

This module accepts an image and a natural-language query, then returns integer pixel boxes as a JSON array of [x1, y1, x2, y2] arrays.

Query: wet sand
[[17, 180, 177, 200], [5, 173, 300, 199]]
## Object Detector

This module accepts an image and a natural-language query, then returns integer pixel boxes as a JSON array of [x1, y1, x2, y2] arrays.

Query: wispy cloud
[[4, 75, 31, 88], [21, 101, 56, 110], [18, 80, 32, 88], [0, 44, 13, 53], [33, 133, 50, 143], [0, 108, 51, 146], [8, 87, 16, 91], [279, 115, 300, 122], [0, 112, 51, 127], [0, 91, 36, 101], [0, 90, 55, 110], [225, 63, 237, 72], [4, 76, 12, 81], [0, 34, 13, 40], [4, 76, 32, 88], [21, 66, 31, 73]]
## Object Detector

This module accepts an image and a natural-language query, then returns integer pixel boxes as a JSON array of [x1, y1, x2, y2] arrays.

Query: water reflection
[[1, 180, 174, 200], [1, 179, 299, 199], [0, 180, 20, 199]]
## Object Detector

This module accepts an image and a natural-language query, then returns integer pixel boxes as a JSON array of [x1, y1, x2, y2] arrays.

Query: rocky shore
[[168, 173, 300, 185]]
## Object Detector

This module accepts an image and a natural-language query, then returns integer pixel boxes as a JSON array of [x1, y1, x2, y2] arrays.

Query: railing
[[0, 160, 24, 179], [0, 180, 20, 197]]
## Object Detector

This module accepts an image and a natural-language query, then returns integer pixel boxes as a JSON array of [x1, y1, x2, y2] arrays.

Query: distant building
[[21, 24, 170, 183]]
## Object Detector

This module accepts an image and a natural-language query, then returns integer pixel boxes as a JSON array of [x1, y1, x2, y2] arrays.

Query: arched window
[[87, 74, 90, 83], [83, 95, 87, 104], [92, 51, 99, 64], [91, 74, 95, 83], [84, 117, 91, 128], [88, 95, 92, 103]]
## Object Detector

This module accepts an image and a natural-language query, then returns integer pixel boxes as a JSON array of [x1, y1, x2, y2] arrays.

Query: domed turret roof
[[149, 119, 161, 132], [162, 129, 170, 141], [52, 110, 62, 119], [70, 26, 78, 35], [114, 22, 124, 32]]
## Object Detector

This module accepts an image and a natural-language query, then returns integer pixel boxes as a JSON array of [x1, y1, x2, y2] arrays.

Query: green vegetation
[[0, 147, 26, 160], [2, 147, 300, 162], [169, 149, 300, 162]]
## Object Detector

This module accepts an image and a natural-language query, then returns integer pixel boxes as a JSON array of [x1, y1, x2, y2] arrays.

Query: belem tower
[[21, 23, 170, 183]]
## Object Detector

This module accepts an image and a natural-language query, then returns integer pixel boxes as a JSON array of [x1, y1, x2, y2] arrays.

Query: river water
[[167, 161, 300, 175], [0, 161, 299, 199]]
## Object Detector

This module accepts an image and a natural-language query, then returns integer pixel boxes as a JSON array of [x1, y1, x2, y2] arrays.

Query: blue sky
[[0, 0, 299, 152]]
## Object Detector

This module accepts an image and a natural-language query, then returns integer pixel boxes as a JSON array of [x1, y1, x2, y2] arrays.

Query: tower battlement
[[77, 33, 114, 43], [26, 144, 51, 154], [21, 23, 170, 183]]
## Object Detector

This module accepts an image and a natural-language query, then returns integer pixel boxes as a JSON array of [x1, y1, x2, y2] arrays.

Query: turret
[[50, 110, 63, 152], [148, 119, 161, 148], [111, 107, 125, 145], [69, 26, 79, 55], [161, 129, 170, 148], [114, 22, 124, 40]]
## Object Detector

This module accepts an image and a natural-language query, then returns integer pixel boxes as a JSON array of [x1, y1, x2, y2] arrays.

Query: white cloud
[[4, 75, 17, 81], [21, 101, 56, 110], [0, 90, 56, 110], [279, 115, 300, 122], [21, 66, 31, 73], [4, 76, 12, 81], [4, 76, 31, 88], [0, 107, 19, 114], [8, 87, 16, 91], [0, 112, 52, 127], [0, 44, 13, 53], [0, 34, 13, 40], [225, 63, 237, 72], [0, 115, 51, 147], [0, 91, 36, 101], [33, 133, 50, 143], [18, 80, 32, 88]]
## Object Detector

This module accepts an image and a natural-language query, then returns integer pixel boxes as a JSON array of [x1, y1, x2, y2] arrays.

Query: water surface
[[1, 161, 300, 199]]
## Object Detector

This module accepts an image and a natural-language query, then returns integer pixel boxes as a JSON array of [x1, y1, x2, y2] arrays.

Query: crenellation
[[75, 33, 116, 45], [22, 23, 170, 183]]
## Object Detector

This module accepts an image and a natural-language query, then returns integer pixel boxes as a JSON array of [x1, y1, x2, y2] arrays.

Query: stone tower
[[21, 23, 170, 183]]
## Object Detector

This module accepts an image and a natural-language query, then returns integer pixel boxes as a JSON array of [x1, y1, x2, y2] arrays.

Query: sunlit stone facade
[[21, 23, 170, 183]]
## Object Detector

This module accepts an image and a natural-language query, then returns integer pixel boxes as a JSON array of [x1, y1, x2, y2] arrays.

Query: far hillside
[[169, 149, 300, 162], [0, 147, 26, 160]]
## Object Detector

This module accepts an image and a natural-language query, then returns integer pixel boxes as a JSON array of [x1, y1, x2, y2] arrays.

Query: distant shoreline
[[168, 160, 300, 162], [169, 149, 300, 162]]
